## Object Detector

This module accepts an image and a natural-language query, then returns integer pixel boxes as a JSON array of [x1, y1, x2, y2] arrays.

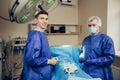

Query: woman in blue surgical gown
[[20, 10, 58, 80], [79, 16, 115, 80]]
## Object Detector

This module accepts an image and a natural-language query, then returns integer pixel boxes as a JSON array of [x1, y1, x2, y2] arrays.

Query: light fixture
[[8, 0, 59, 23]]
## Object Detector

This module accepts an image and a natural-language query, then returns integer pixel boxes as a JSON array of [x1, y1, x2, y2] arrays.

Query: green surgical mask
[[88, 27, 98, 34]]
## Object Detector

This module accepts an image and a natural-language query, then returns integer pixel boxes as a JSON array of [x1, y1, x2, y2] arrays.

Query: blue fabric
[[50, 45, 92, 80], [20, 30, 52, 80], [81, 33, 115, 80], [68, 76, 101, 80], [79, 58, 86, 63]]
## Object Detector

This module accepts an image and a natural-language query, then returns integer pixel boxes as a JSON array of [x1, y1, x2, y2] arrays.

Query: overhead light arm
[[38, 5, 44, 11], [9, 0, 20, 22]]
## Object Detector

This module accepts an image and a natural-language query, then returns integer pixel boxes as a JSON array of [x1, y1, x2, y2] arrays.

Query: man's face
[[36, 14, 48, 30], [87, 19, 100, 34], [88, 19, 99, 30]]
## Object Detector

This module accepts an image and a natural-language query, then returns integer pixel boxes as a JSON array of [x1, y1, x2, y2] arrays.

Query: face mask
[[88, 26, 98, 34]]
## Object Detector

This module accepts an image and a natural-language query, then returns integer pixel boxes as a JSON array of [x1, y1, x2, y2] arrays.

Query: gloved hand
[[84, 59, 96, 65], [79, 58, 86, 63], [84, 60, 91, 65]]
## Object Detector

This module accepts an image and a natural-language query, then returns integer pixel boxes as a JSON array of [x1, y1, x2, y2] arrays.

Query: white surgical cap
[[88, 16, 102, 27]]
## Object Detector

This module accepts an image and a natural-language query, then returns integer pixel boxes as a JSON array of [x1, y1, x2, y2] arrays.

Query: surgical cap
[[88, 16, 102, 27]]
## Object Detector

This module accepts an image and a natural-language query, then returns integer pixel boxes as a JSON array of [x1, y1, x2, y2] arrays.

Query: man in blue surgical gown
[[79, 16, 115, 80], [20, 10, 58, 80]]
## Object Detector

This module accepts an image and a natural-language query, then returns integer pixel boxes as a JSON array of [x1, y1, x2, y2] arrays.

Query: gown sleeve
[[24, 32, 48, 67], [85, 38, 115, 67]]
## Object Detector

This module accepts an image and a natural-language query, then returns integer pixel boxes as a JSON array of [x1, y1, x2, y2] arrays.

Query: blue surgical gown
[[81, 33, 115, 80], [20, 30, 52, 80]]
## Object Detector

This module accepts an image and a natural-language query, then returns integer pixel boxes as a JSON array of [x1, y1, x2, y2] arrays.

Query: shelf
[[28, 24, 81, 35], [46, 24, 81, 35], [46, 33, 80, 35]]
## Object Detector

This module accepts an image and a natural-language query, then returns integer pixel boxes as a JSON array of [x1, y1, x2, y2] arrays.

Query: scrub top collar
[[34, 28, 45, 32], [90, 32, 102, 37]]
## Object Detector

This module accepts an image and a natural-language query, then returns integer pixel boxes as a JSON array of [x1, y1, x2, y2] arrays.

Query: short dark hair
[[35, 10, 48, 18]]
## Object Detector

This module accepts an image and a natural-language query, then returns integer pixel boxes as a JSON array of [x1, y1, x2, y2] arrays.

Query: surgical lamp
[[0, 0, 72, 24], [8, 0, 59, 23]]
